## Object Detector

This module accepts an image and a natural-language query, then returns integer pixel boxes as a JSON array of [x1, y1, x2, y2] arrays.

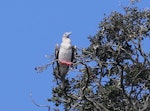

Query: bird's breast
[[59, 44, 72, 62]]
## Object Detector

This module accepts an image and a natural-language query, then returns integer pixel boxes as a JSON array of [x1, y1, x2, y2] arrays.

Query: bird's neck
[[62, 38, 71, 44], [61, 40, 72, 49]]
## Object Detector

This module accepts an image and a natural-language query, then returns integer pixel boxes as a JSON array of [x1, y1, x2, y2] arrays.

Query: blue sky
[[0, 0, 149, 111]]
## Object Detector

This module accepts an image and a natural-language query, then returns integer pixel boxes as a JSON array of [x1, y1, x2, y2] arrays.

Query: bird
[[54, 32, 76, 83]]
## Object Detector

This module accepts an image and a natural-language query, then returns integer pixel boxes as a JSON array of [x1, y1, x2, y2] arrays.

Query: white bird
[[54, 32, 76, 81]]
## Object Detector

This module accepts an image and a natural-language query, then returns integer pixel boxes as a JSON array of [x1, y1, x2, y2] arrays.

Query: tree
[[35, 3, 150, 111]]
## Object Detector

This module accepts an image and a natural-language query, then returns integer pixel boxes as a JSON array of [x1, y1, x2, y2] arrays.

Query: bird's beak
[[67, 32, 72, 36], [66, 32, 72, 38]]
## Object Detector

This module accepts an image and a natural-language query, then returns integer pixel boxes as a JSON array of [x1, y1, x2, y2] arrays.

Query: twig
[[35, 59, 59, 73], [29, 93, 50, 111]]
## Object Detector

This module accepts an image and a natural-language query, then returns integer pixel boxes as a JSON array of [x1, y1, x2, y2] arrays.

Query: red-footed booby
[[54, 32, 76, 82]]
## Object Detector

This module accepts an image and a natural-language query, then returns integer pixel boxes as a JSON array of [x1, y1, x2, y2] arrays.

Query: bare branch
[[29, 93, 50, 111]]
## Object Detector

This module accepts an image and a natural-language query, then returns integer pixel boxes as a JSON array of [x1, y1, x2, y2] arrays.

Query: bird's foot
[[59, 60, 72, 66]]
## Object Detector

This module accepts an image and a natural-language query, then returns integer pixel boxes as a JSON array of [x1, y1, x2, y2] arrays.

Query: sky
[[0, 0, 149, 111]]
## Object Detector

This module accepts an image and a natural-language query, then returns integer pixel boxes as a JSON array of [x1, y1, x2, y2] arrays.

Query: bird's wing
[[55, 44, 60, 74], [54, 44, 61, 79], [55, 44, 59, 61], [71, 45, 77, 62]]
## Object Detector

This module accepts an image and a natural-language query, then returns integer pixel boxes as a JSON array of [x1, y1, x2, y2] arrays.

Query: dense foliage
[[47, 6, 150, 111]]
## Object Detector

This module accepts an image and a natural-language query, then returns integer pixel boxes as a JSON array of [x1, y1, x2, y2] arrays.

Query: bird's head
[[62, 32, 72, 38], [62, 32, 72, 43]]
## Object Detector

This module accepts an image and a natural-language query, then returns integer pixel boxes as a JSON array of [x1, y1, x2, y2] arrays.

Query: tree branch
[[29, 93, 50, 111]]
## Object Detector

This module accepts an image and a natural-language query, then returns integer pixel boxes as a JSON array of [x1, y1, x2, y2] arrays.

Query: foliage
[[34, 4, 150, 111], [47, 6, 150, 111]]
